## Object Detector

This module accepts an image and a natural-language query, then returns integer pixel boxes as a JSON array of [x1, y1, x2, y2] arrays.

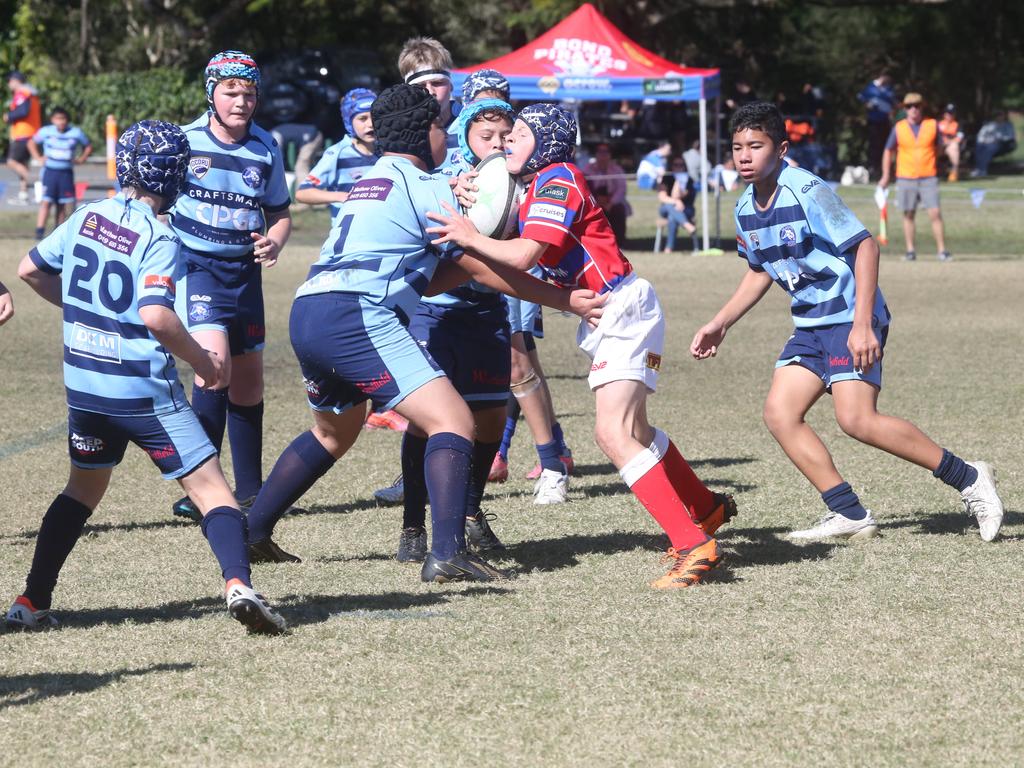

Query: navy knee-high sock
[[499, 397, 520, 460], [24, 494, 93, 610], [425, 433, 473, 560], [192, 385, 228, 453], [822, 482, 867, 521], [401, 432, 429, 530], [933, 448, 978, 492], [228, 400, 264, 501], [467, 439, 501, 518], [247, 431, 336, 542], [200, 506, 251, 586]]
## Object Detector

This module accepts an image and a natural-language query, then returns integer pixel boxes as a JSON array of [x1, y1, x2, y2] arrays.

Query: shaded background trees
[[1, 0, 1020, 163]]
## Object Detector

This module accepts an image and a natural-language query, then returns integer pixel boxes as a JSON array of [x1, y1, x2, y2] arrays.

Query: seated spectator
[[972, 110, 1017, 177], [938, 103, 963, 181], [583, 142, 630, 244], [657, 157, 698, 253], [637, 140, 671, 190], [784, 115, 833, 179]]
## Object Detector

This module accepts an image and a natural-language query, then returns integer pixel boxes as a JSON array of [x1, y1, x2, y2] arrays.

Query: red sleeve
[[519, 177, 583, 250]]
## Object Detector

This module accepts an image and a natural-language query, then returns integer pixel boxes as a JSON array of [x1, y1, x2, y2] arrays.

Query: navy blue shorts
[[291, 293, 444, 414], [176, 255, 265, 356], [777, 322, 889, 391], [67, 407, 216, 480], [409, 301, 511, 410], [41, 167, 75, 204]]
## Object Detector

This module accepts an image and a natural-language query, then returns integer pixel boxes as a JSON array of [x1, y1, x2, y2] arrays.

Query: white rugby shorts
[[576, 273, 665, 392]]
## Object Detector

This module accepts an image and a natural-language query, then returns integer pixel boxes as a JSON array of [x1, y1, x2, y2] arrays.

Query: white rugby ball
[[463, 152, 524, 240]]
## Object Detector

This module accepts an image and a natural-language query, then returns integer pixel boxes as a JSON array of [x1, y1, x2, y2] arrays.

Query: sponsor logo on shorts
[[527, 202, 568, 223], [70, 432, 104, 454], [348, 179, 393, 202], [472, 369, 511, 386], [190, 294, 211, 302], [536, 184, 569, 202], [356, 371, 393, 395], [645, 352, 662, 371], [144, 274, 175, 293], [591, 360, 608, 371], [190, 156, 212, 179], [780, 225, 796, 245], [242, 166, 263, 188], [303, 378, 321, 397], [829, 355, 850, 367], [189, 302, 212, 322], [146, 444, 177, 460]]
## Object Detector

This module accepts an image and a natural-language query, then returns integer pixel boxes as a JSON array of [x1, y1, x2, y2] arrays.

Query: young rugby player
[[295, 88, 377, 221], [242, 85, 604, 582], [8, 121, 285, 634], [690, 102, 1003, 541], [428, 104, 736, 589], [29, 107, 92, 240], [169, 51, 292, 522]]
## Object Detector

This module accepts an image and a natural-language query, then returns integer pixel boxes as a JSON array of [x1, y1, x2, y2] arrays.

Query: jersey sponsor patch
[[70, 321, 122, 363], [189, 156, 212, 179], [242, 166, 263, 188], [347, 179, 394, 202], [144, 275, 175, 293], [780, 225, 796, 245], [527, 202, 569, 223], [645, 351, 662, 372], [79, 213, 140, 256], [70, 432, 105, 454], [304, 173, 322, 187], [536, 184, 569, 202]]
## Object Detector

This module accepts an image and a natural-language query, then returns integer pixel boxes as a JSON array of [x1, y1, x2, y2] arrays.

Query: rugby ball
[[464, 152, 524, 240]]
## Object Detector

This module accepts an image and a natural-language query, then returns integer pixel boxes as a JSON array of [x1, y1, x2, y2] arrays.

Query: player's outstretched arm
[[691, 269, 773, 360], [427, 201, 544, 270], [0, 281, 13, 325], [139, 305, 226, 389], [17, 254, 62, 308]]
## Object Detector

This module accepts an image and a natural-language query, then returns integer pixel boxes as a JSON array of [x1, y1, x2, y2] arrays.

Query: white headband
[[405, 68, 451, 87]]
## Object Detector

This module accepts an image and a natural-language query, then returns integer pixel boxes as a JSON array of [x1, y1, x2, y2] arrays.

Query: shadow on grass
[[501, 530, 662, 573], [721, 526, 836, 568], [880, 508, 1023, 539], [280, 586, 512, 627], [0, 663, 194, 710], [0, 516, 196, 543]]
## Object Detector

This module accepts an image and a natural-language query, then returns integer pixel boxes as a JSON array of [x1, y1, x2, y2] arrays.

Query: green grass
[[1, 198, 1022, 767]]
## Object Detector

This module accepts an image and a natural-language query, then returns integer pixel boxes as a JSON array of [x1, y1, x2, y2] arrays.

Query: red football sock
[[622, 449, 708, 550], [661, 438, 716, 521]]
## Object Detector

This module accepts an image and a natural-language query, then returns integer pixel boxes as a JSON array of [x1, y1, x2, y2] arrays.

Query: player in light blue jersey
[[295, 88, 377, 221], [168, 51, 292, 523], [8, 120, 285, 634], [29, 107, 92, 240], [243, 84, 604, 581], [691, 102, 1004, 542]]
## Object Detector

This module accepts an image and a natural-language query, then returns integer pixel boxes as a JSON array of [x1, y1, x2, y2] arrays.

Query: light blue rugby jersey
[[33, 124, 91, 170], [735, 164, 888, 329], [29, 195, 189, 416], [170, 113, 291, 259], [297, 136, 377, 221], [295, 155, 463, 323]]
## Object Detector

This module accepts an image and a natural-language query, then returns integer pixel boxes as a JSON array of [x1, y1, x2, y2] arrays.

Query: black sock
[[24, 494, 93, 610], [425, 433, 473, 559], [228, 400, 264, 501], [191, 385, 229, 453], [821, 482, 867, 521], [467, 440, 501, 518], [401, 432, 429, 529]]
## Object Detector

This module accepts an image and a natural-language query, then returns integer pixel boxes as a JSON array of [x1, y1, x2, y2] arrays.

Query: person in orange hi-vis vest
[[3, 71, 42, 204], [878, 92, 950, 262], [938, 104, 963, 182]]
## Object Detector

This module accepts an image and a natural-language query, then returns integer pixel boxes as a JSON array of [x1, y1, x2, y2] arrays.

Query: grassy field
[[0, 184, 1022, 767]]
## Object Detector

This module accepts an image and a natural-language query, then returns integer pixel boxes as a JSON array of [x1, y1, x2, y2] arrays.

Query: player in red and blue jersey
[[691, 101, 1003, 542], [8, 120, 285, 634], [168, 51, 292, 522], [428, 103, 735, 589]]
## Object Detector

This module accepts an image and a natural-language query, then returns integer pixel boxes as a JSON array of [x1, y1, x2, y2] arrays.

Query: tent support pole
[[699, 97, 709, 251]]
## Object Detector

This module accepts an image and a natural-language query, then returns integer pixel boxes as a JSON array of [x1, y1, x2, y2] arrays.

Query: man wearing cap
[[879, 92, 951, 262], [4, 71, 42, 204]]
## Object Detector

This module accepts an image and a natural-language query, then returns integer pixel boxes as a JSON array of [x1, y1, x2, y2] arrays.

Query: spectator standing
[[858, 72, 895, 179], [879, 92, 950, 262], [4, 71, 42, 204], [937, 104, 963, 181], [28, 107, 92, 240], [583, 142, 630, 245], [971, 110, 1017, 177]]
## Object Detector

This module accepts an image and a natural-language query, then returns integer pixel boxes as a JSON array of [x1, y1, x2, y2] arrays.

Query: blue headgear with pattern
[[204, 50, 261, 103], [115, 120, 191, 213], [517, 103, 576, 174], [461, 69, 510, 104], [457, 98, 515, 167], [341, 88, 377, 137]]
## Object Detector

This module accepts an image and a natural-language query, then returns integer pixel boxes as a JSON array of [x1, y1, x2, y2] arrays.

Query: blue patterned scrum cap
[[341, 88, 377, 137], [115, 120, 191, 204], [461, 69, 510, 104], [517, 103, 576, 174], [456, 98, 515, 167], [204, 50, 261, 102]]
